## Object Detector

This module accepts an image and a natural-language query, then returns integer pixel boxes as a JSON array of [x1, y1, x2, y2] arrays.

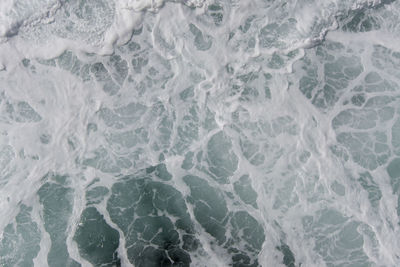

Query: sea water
[[0, 0, 400, 266]]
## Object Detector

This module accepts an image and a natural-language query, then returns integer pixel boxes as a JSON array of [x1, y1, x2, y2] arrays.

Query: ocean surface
[[0, 0, 400, 266]]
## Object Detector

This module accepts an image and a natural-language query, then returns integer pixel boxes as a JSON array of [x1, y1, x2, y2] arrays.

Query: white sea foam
[[0, 0, 400, 266]]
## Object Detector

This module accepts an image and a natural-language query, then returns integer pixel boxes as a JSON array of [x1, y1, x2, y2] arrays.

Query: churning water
[[1, 0, 400, 266]]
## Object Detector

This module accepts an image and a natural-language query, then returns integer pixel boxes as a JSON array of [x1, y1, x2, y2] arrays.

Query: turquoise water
[[0, 0, 400, 266]]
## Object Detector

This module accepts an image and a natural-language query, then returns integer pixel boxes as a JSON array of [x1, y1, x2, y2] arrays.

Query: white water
[[0, 0, 400, 266]]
